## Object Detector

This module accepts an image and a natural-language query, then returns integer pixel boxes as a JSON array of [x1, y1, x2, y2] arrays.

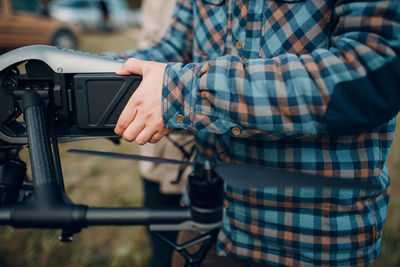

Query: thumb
[[115, 58, 145, 76]]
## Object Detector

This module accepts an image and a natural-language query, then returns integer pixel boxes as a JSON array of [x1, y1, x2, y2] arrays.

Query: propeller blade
[[68, 149, 380, 191], [214, 163, 380, 190], [68, 149, 194, 166]]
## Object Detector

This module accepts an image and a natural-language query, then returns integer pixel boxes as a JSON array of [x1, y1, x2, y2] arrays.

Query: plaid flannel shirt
[[121, 0, 400, 265]]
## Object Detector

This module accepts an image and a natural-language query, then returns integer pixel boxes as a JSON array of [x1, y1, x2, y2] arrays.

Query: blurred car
[[48, 0, 141, 32], [0, 0, 81, 52]]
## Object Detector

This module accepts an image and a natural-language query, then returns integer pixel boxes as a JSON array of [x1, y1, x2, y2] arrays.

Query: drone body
[[0, 45, 141, 145]]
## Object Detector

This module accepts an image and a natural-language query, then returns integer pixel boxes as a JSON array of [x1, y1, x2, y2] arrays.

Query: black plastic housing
[[0, 59, 142, 144], [73, 73, 141, 129]]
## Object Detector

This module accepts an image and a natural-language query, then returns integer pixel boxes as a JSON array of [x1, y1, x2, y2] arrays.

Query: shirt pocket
[[193, 0, 228, 59], [260, 0, 333, 58]]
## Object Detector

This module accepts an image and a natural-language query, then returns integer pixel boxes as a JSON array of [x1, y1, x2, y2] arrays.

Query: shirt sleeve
[[119, 0, 194, 63], [162, 0, 400, 138]]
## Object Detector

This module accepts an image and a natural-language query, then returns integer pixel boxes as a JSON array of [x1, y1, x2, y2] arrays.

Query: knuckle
[[118, 120, 129, 130], [114, 128, 121, 136], [156, 120, 165, 128], [150, 135, 161, 143], [126, 58, 136, 64], [134, 99, 143, 107], [143, 112, 152, 121], [122, 132, 134, 142], [135, 138, 146, 145]]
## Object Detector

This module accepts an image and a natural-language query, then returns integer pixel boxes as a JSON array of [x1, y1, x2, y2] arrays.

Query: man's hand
[[114, 58, 171, 145]]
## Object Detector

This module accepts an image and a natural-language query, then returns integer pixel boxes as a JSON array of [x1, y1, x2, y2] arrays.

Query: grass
[[77, 28, 141, 54], [0, 28, 399, 266], [0, 139, 151, 267]]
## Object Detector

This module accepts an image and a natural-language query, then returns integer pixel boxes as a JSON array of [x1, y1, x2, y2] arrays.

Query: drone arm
[[23, 91, 59, 191], [0, 206, 191, 228], [85, 207, 190, 226]]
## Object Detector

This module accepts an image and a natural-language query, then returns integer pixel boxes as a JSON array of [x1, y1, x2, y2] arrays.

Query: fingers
[[135, 126, 155, 145], [122, 121, 145, 142], [114, 59, 144, 135], [149, 128, 172, 143], [149, 132, 163, 143], [115, 103, 169, 144], [128, 120, 172, 145], [114, 99, 137, 136], [114, 59, 169, 145], [122, 125, 170, 145], [115, 58, 145, 76]]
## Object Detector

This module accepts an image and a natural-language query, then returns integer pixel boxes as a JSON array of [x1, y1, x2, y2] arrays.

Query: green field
[[0, 28, 399, 266]]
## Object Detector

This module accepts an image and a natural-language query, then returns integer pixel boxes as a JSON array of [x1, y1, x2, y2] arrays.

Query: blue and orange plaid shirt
[[121, 0, 400, 265]]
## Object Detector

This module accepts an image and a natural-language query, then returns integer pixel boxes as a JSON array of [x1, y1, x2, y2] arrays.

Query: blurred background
[[0, 0, 142, 52], [0, 0, 399, 266]]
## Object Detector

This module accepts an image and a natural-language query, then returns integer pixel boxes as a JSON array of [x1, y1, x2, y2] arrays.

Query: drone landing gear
[[156, 229, 219, 267], [0, 148, 27, 205]]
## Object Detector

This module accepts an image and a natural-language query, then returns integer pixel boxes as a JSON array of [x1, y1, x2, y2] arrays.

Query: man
[[115, 0, 400, 266]]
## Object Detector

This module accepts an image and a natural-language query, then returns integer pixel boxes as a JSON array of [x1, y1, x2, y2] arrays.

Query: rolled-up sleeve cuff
[[162, 62, 201, 129]]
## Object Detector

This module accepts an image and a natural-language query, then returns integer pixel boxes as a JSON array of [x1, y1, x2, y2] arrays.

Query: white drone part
[[0, 45, 124, 73]]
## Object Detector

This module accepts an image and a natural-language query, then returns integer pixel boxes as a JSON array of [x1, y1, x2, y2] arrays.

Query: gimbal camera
[[0, 45, 379, 266]]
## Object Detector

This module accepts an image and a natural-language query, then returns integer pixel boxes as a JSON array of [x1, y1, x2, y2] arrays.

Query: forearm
[[162, 0, 400, 138]]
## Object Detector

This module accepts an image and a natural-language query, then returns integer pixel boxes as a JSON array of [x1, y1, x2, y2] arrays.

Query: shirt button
[[176, 114, 184, 123], [235, 41, 243, 50], [231, 127, 241, 136], [200, 91, 210, 98], [220, 153, 227, 160]]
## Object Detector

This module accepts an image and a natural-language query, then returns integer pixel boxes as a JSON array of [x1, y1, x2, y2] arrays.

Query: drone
[[0, 45, 379, 267]]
